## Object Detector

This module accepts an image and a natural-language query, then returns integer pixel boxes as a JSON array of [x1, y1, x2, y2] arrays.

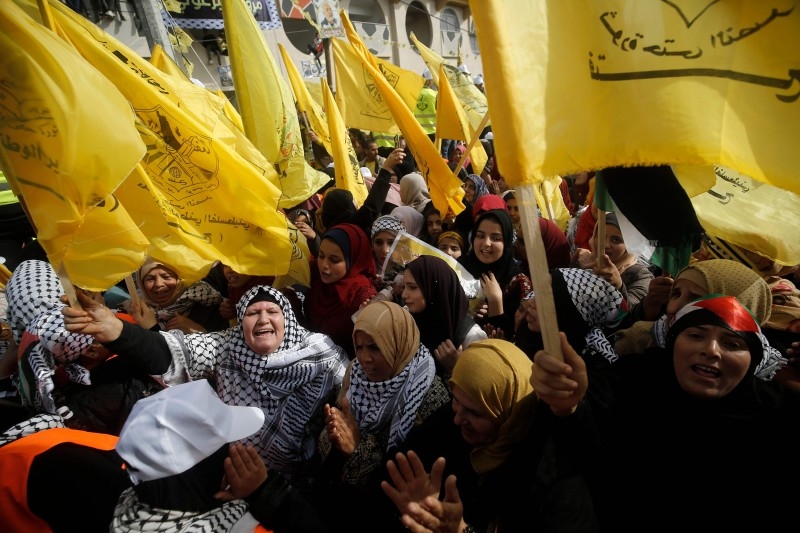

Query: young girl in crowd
[[437, 230, 466, 260], [459, 209, 532, 340], [306, 223, 379, 358], [403, 255, 486, 377]]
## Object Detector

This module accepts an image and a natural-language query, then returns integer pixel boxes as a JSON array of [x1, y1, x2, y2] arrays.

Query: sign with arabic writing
[[162, 0, 281, 30]]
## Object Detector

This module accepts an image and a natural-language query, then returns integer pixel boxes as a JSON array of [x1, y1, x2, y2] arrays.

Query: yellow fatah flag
[[332, 37, 398, 134], [305, 80, 324, 109], [45, 0, 301, 283], [322, 78, 369, 207], [410, 32, 488, 135], [435, 65, 488, 177], [470, 0, 800, 194], [278, 43, 332, 156], [341, 13, 425, 111], [536, 176, 571, 231], [342, 20, 465, 221], [217, 90, 245, 133], [221, 0, 329, 208], [0, 1, 149, 290], [673, 165, 800, 265]]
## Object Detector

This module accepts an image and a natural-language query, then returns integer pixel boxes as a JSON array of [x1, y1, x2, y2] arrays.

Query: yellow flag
[[46, 0, 302, 283], [305, 80, 324, 109], [535, 177, 571, 231], [341, 18, 465, 221], [0, 1, 149, 290], [674, 165, 800, 265], [410, 32, 489, 135], [150, 43, 186, 79], [221, 0, 329, 208], [341, 13, 425, 111], [435, 65, 488, 176], [217, 90, 245, 133], [332, 37, 398, 133], [322, 78, 369, 206], [470, 0, 800, 194], [278, 43, 332, 156]]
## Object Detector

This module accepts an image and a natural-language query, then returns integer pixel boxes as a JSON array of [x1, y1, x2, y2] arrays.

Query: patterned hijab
[[405, 255, 469, 352], [308, 223, 377, 328], [449, 339, 537, 475], [346, 301, 435, 450], [162, 285, 348, 477], [137, 259, 223, 329], [460, 209, 520, 288], [465, 173, 489, 202]]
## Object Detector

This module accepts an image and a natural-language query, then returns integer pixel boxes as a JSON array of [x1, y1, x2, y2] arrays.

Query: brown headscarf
[[449, 339, 537, 475]]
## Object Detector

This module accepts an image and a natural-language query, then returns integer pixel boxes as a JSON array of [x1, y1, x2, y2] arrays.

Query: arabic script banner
[[163, 0, 281, 30]]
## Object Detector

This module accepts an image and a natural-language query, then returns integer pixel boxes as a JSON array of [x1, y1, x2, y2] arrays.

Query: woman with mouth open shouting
[[62, 285, 348, 484], [530, 295, 800, 530]]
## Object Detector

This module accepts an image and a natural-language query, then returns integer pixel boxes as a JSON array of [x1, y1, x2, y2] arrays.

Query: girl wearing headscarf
[[398, 172, 431, 213], [459, 209, 532, 339], [383, 339, 597, 533], [305, 223, 379, 358], [532, 295, 800, 530], [135, 259, 227, 333], [62, 285, 349, 482], [403, 255, 486, 376], [419, 202, 444, 246], [309, 301, 450, 531], [572, 212, 654, 309], [370, 215, 405, 286], [614, 258, 785, 380]]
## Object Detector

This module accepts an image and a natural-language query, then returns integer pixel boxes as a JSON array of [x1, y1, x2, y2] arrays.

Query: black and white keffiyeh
[[0, 413, 66, 447], [158, 285, 348, 478], [347, 346, 435, 451], [6, 260, 96, 413], [148, 280, 224, 330], [552, 268, 628, 363], [112, 488, 254, 533]]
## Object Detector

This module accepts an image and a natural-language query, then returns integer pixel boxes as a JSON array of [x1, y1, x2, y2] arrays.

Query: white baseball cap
[[473, 74, 484, 85], [457, 64, 471, 75], [116, 380, 265, 485], [422, 69, 432, 80]]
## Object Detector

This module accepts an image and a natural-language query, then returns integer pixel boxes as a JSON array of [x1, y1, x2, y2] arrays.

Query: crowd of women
[[1, 131, 799, 532]]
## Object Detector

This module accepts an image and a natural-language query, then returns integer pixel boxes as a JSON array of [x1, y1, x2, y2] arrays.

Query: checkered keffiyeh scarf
[[554, 268, 627, 363], [112, 488, 251, 533], [5, 260, 96, 413], [0, 413, 66, 447], [159, 286, 348, 478], [347, 346, 435, 451]]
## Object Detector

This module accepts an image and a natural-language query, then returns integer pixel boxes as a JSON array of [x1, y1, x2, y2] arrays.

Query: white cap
[[422, 69, 432, 80], [473, 74, 484, 85], [116, 380, 264, 485], [457, 64, 470, 75], [484, 131, 493, 140]]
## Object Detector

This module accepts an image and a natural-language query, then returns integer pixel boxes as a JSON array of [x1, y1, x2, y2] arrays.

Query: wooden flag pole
[[55, 262, 81, 310], [125, 275, 141, 311], [453, 111, 491, 177], [517, 184, 562, 360]]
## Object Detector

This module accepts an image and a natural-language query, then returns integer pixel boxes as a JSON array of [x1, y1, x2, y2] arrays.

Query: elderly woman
[[381, 339, 597, 533], [309, 301, 451, 531], [531, 295, 800, 530], [135, 259, 227, 334], [62, 285, 349, 482]]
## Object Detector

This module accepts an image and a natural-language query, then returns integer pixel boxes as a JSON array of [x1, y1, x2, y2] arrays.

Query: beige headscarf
[[353, 300, 420, 375], [449, 339, 537, 475], [137, 259, 186, 308]]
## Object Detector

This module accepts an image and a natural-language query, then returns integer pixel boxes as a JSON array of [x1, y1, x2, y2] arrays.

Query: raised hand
[[531, 332, 588, 416], [215, 443, 268, 501], [381, 451, 444, 517], [61, 290, 123, 343], [325, 397, 360, 455]]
